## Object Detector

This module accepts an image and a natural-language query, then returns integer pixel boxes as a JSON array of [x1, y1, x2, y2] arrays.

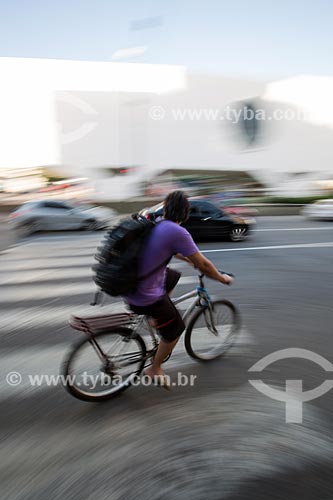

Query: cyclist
[[124, 190, 233, 387]]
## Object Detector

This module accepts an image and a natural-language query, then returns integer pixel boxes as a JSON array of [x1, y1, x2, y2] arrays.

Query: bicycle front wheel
[[185, 300, 240, 361], [62, 328, 146, 402]]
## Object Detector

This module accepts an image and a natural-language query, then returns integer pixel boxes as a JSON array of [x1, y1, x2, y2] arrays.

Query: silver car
[[302, 199, 333, 220], [8, 200, 116, 235]]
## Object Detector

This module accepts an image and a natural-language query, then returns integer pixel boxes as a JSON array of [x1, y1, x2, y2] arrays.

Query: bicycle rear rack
[[69, 312, 137, 336]]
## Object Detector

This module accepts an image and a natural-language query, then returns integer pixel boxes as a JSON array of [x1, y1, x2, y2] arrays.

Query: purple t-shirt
[[124, 220, 198, 306]]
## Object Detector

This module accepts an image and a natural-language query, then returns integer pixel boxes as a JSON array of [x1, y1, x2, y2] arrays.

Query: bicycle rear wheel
[[185, 300, 240, 361], [62, 328, 146, 402]]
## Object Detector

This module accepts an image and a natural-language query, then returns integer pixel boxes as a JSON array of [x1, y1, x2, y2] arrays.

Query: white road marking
[[0, 345, 67, 396], [3, 223, 333, 492], [201, 241, 333, 253], [0, 282, 98, 302], [0, 327, 253, 398], [16, 233, 100, 245], [176, 298, 196, 309], [0, 278, 195, 302], [0, 302, 130, 332], [0, 255, 96, 273], [179, 276, 198, 285], [0, 296, 220, 331], [0, 267, 94, 285], [253, 227, 333, 232]]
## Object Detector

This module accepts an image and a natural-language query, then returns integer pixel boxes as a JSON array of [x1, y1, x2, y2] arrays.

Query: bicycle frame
[[85, 273, 220, 364], [65, 277, 238, 404], [136, 275, 216, 352], [174, 279, 218, 334], [173, 289, 202, 322]]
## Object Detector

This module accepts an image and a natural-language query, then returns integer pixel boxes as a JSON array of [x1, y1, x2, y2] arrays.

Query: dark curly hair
[[163, 190, 190, 223]]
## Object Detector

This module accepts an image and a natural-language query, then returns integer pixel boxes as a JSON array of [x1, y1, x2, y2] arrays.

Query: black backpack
[[92, 215, 164, 297]]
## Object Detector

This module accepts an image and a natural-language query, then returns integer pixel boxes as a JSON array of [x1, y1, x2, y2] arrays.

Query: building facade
[[1, 57, 332, 199]]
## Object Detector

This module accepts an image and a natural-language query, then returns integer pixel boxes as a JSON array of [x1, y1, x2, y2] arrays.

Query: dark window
[[42, 201, 71, 210], [196, 202, 220, 217], [190, 205, 200, 215]]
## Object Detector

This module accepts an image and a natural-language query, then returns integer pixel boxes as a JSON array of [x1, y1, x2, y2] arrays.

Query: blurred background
[[1, 0, 333, 211], [1, 1, 333, 499]]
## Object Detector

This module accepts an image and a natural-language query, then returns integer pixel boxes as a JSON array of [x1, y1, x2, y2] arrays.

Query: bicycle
[[62, 272, 241, 402]]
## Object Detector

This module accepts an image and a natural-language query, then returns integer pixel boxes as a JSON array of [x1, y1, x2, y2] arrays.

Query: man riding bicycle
[[123, 191, 233, 387]]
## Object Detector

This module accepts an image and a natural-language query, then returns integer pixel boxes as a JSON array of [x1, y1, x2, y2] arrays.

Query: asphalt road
[[0, 215, 16, 252], [1, 216, 333, 500]]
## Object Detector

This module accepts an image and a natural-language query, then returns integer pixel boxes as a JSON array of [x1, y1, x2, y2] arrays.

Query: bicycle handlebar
[[198, 271, 234, 278], [198, 270, 234, 286], [91, 270, 235, 305], [219, 270, 235, 278]]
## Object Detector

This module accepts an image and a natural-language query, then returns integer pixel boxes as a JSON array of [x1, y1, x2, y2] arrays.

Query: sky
[[0, 0, 333, 80]]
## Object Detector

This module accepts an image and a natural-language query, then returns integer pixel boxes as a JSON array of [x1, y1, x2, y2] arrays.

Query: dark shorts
[[129, 268, 185, 343]]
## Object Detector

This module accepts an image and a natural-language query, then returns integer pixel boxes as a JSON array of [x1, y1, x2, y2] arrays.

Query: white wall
[[58, 72, 333, 196], [1, 57, 332, 199], [0, 57, 185, 172]]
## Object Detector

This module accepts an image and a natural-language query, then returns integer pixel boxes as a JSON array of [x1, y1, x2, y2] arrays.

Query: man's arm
[[174, 252, 194, 266], [187, 251, 233, 285]]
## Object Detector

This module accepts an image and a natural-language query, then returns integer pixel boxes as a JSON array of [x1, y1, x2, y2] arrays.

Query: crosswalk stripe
[[0, 234, 253, 401], [0, 256, 95, 271], [0, 282, 98, 302], [0, 268, 94, 286], [178, 276, 198, 285], [0, 301, 130, 332], [0, 327, 253, 398]]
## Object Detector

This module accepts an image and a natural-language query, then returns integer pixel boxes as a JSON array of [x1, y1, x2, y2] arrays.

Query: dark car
[[139, 199, 255, 241]]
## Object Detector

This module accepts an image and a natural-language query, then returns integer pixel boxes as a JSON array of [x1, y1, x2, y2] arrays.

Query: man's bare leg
[[146, 284, 179, 375], [145, 337, 179, 377]]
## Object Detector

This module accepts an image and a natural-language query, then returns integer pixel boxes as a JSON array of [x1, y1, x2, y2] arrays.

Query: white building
[[0, 57, 332, 199]]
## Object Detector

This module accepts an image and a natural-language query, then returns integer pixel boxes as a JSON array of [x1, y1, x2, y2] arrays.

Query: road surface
[[1, 216, 333, 499]]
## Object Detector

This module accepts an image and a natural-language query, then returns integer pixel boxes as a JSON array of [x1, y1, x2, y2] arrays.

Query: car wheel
[[17, 220, 38, 237], [82, 219, 98, 231], [229, 225, 248, 242]]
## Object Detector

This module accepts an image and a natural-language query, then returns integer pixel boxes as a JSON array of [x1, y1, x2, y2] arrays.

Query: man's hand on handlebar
[[188, 251, 235, 285], [221, 273, 234, 286], [198, 270, 234, 286]]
